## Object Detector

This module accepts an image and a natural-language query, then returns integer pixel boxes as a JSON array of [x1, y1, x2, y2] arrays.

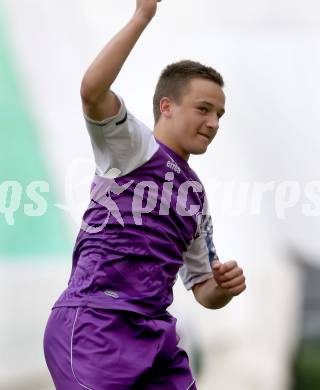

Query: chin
[[193, 141, 210, 154], [189, 146, 208, 155]]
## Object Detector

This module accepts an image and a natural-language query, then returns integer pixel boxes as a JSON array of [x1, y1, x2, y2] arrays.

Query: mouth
[[198, 133, 211, 141]]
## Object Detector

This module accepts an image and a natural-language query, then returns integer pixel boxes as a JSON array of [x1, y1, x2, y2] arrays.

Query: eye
[[217, 112, 224, 119], [198, 106, 208, 113]]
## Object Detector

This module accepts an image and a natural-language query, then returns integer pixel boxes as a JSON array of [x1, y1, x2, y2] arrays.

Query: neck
[[153, 123, 190, 161]]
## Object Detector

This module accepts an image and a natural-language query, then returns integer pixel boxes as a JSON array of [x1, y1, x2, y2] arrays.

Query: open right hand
[[135, 0, 161, 22]]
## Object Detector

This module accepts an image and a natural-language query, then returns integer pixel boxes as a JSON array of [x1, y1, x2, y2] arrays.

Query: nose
[[206, 114, 219, 132]]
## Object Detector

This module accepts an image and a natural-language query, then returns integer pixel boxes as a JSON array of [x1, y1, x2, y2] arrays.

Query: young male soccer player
[[44, 1, 246, 389]]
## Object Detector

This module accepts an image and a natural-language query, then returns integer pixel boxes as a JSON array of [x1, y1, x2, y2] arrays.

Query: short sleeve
[[84, 92, 159, 177], [179, 213, 219, 290]]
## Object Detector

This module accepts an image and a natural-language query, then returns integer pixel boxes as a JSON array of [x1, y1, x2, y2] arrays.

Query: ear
[[159, 97, 174, 119]]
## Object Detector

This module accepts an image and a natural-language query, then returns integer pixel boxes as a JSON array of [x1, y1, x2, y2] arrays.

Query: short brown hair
[[153, 60, 224, 123]]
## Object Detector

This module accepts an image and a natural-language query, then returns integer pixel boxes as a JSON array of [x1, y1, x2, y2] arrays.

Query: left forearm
[[193, 277, 233, 309]]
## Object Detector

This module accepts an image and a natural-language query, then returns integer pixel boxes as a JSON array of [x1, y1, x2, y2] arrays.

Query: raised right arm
[[80, 0, 160, 121]]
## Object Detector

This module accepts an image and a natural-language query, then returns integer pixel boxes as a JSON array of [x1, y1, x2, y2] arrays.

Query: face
[[159, 78, 226, 159]]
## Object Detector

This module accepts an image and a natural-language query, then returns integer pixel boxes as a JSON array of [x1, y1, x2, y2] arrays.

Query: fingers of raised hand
[[218, 266, 244, 282], [222, 282, 246, 296], [213, 261, 239, 279], [218, 260, 238, 274], [220, 274, 246, 290], [213, 261, 246, 296]]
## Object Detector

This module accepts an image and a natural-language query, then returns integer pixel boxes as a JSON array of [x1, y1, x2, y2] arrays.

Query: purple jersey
[[54, 94, 218, 316]]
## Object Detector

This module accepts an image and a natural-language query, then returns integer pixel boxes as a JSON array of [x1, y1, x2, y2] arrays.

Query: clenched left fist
[[212, 260, 246, 297]]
